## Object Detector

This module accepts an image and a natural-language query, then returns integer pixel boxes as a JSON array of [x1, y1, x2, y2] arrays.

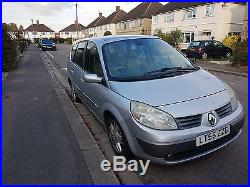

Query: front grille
[[165, 128, 239, 162], [175, 114, 202, 129], [215, 102, 232, 119]]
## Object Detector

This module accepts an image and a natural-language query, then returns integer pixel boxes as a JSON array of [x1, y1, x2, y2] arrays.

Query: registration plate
[[196, 125, 230, 147]]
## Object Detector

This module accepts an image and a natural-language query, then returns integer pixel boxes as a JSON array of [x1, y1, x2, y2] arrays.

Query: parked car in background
[[186, 40, 232, 59], [67, 35, 244, 165], [40, 39, 56, 51]]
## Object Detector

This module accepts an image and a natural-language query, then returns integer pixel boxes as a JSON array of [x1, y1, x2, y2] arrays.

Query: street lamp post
[[31, 19, 35, 41], [76, 3, 79, 40]]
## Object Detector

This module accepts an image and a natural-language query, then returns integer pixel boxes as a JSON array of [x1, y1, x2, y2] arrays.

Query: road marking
[[46, 51, 54, 59]]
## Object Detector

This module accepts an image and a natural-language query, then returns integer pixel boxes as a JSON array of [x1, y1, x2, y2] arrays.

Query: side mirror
[[83, 74, 102, 83]]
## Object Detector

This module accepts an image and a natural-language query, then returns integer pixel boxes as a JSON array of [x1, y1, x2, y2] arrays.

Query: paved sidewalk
[[3, 45, 92, 184], [196, 61, 248, 76]]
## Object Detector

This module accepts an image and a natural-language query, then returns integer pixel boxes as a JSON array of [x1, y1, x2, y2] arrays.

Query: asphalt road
[[45, 44, 248, 184], [3, 45, 92, 184]]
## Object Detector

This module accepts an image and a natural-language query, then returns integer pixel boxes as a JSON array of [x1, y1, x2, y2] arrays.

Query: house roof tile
[[120, 2, 163, 21], [25, 24, 54, 32]]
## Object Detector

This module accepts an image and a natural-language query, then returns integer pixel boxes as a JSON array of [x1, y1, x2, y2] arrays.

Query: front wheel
[[226, 52, 231, 59], [107, 116, 132, 158]]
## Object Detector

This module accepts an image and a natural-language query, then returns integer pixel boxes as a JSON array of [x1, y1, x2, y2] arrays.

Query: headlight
[[130, 101, 178, 130], [225, 83, 238, 111], [52, 43, 55, 46]]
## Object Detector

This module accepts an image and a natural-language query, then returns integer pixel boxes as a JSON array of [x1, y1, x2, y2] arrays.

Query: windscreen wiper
[[144, 67, 196, 75]]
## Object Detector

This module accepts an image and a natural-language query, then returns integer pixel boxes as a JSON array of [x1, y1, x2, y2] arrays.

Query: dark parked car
[[186, 40, 232, 59], [40, 39, 56, 51]]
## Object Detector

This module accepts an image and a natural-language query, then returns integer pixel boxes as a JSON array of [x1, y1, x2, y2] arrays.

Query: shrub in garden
[[58, 38, 65, 43], [66, 38, 72, 44], [231, 40, 248, 67], [222, 35, 240, 50], [2, 24, 18, 71]]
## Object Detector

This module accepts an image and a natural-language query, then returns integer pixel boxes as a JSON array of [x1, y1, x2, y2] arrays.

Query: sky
[[2, 2, 167, 32]]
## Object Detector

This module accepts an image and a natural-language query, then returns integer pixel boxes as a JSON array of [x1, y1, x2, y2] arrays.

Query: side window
[[71, 43, 78, 62], [214, 41, 223, 47], [74, 41, 87, 68], [84, 42, 103, 77]]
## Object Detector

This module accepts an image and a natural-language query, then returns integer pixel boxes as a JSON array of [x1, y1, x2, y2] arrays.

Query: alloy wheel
[[109, 120, 123, 153]]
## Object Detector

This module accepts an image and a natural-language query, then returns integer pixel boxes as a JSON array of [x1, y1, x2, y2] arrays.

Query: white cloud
[[2, 2, 146, 32]]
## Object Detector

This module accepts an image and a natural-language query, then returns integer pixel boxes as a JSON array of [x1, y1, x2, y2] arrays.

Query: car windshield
[[42, 39, 53, 44], [102, 38, 196, 81], [189, 41, 201, 47]]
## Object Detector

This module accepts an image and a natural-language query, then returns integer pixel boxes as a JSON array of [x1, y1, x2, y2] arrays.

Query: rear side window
[[84, 42, 103, 77], [74, 41, 87, 68]]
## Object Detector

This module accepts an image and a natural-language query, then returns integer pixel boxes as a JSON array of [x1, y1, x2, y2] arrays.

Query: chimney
[[116, 6, 120, 11], [99, 12, 102, 17], [36, 20, 39, 25]]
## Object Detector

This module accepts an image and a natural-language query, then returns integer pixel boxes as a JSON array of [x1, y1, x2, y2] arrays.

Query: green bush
[[222, 35, 240, 50], [2, 24, 18, 71], [231, 40, 248, 66], [154, 29, 182, 48], [34, 38, 40, 44], [58, 38, 65, 43], [66, 38, 72, 44]]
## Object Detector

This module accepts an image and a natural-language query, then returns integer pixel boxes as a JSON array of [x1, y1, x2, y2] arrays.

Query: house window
[[104, 25, 107, 30], [165, 12, 174, 22], [183, 8, 196, 19], [137, 19, 142, 26], [41, 32, 45, 35], [153, 16, 158, 24], [206, 4, 215, 17], [65, 32, 69, 35], [182, 32, 195, 43], [32, 32, 37, 35]]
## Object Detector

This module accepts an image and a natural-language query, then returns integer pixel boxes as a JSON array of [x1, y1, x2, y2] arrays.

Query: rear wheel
[[202, 52, 208, 59], [70, 84, 81, 103], [107, 116, 132, 158]]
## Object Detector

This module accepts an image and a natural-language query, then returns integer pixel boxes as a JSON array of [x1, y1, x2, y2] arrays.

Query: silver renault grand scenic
[[67, 35, 244, 164]]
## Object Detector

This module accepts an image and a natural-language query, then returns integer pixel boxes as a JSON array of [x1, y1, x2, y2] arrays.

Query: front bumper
[[129, 103, 244, 165]]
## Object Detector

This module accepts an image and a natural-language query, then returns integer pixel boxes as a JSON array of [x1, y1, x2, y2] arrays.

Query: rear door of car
[[203, 41, 214, 57], [68, 41, 87, 97]]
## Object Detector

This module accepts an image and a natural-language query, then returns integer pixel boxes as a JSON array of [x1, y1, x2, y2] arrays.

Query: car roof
[[73, 35, 159, 46]]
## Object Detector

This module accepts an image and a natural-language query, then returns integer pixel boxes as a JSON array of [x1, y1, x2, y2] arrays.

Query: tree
[[154, 28, 182, 48], [19, 25, 24, 32]]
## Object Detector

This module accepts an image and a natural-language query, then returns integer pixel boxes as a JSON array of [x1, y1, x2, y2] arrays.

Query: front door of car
[[213, 41, 226, 57], [80, 41, 106, 118], [69, 41, 87, 97]]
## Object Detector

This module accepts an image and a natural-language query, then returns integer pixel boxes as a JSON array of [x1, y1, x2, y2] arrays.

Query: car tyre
[[70, 84, 82, 103], [226, 52, 231, 59], [202, 52, 208, 59], [107, 116, 132, 159]]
